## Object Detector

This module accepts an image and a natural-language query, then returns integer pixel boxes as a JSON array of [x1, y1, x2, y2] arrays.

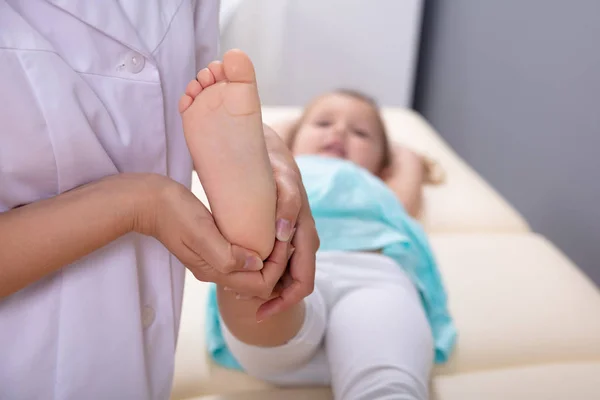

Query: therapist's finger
[[214, 239, 290, 299], [273, 165, 302, 242], [262, 124, 303, 243], [257, 210, 318, 320]]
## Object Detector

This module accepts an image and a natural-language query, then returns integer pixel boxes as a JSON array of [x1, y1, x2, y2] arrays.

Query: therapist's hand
[[133, 174, 289, 299], [256, 124, 320, 321]]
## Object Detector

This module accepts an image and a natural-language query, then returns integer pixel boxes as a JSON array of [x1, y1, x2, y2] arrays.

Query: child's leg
[[326, 284, 433, 400], [179, 49, 276, 260], [217, 283, 306, 348], [217, 238, 307, 351], [220, 283, 331, 386]]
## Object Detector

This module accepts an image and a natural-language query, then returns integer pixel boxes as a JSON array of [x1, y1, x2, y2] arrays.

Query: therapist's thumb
[[213, 244, 264, 274], [274, 175, 302, 242], [185, 205, 264, 274]]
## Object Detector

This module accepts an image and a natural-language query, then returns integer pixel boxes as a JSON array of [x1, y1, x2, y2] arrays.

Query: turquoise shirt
[[205, 156, 457, 369]]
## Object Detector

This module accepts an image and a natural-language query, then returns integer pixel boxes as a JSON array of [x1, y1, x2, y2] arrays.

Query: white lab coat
[[0, 1, 219, 398]]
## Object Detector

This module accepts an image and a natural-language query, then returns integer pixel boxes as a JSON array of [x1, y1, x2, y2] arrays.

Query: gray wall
[[414, 0, 600, 284]]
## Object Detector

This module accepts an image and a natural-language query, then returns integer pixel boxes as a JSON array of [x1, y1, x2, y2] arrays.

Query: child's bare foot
[[180, 49, 276, 259]]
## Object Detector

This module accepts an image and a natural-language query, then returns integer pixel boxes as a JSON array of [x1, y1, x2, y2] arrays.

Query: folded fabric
[[205, 155, 457, 370]]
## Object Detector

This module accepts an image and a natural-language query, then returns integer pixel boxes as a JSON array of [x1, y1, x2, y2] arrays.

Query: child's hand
[[380, 145, 424, 182], [381, 145, 445, 185]]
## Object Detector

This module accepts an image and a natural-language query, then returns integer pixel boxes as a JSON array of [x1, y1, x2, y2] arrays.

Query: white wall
[[219, 0, 424, 107]]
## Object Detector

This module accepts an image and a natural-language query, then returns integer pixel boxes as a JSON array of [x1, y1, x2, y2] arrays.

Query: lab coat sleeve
[[193, 0, 220, 70]]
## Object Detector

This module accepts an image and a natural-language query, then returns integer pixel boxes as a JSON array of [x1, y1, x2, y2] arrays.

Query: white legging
[[221, 251, 434, 400]]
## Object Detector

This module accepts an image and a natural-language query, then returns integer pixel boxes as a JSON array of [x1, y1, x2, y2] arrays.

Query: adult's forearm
[[0, 174, 146, 298]]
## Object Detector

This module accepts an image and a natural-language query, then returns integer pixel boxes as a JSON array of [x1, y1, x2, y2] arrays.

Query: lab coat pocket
[[0, 49, 59, 211], [0, 50, 119, 212]]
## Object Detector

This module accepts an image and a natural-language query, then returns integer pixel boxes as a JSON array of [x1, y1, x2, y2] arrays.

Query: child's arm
[[381, 146, 427, 218]]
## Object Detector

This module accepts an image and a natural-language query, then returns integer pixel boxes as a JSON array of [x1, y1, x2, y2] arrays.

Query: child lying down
[[204, 88, 456, 399]]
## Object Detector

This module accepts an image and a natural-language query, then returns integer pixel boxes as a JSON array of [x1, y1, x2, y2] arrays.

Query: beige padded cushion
[[432, 362, 600, 400], [261, 107, 530, 233], [189, 388, 331, 400], [431, 233, 600, 375], [171, 233, 600, 399], [187, 363, 600, 400]]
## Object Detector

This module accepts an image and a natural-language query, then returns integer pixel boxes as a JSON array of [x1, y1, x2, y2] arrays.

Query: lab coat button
[[125, 52, 145, 74], [142, 305, 155, 328]]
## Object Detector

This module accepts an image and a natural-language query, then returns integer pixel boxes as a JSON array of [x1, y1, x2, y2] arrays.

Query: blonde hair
[[287, 89, 391, 171]]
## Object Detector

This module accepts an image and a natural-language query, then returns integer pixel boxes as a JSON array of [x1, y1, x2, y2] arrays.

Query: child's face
[[292, 94, 386, 174]]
